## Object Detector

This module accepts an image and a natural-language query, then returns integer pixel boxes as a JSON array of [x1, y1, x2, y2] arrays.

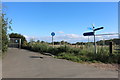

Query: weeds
[[23, 42, 119, 63]]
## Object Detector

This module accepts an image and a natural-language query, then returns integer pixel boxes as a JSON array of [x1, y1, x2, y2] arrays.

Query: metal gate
[[8, 38, 21, 48]]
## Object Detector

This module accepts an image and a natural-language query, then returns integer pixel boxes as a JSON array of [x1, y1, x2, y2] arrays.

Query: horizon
[[3, 2, 118, 43]]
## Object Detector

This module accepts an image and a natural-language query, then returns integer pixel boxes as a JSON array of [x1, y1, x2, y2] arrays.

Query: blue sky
[[3, 2, 118, 42], [2, 0, 119, 2]]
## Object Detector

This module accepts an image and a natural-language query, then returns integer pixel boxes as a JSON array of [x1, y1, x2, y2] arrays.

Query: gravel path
[[2, 48, 118, 78]]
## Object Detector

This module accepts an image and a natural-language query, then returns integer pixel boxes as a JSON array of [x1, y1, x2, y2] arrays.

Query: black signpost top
[[83, 32, 94, 36]]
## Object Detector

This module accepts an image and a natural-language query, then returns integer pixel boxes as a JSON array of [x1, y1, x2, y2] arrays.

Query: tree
[[1, 14, 12, 52], [61, 40, 65, 45], [54, 41, 60, 45], [9, 33, 27, 47], [41, 41, 45, 43], [37, 40, 40, 43]]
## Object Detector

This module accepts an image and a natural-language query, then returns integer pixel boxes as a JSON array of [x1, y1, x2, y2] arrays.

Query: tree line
[[8, 32, 120, 46]]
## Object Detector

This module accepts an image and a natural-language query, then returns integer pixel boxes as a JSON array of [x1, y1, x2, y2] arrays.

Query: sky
[[3, 2, 118, 43], [2, 0, 120, 2]]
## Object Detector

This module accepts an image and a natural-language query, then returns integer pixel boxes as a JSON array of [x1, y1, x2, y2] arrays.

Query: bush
[[57, 45, 71, 53], [47, 47, 59, 55], [23, 42, 49, 54]]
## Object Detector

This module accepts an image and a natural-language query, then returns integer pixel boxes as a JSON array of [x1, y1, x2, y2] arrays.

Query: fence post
[[109, 41, 112, 56], [19, 39, 21, 49]]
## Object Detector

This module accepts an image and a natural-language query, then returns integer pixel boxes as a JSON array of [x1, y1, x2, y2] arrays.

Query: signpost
[[83, 24, 104, 55], [51, 32, 55, 48]]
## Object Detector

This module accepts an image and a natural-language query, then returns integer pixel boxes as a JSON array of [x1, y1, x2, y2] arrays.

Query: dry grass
[[84, 62, 119, 71]]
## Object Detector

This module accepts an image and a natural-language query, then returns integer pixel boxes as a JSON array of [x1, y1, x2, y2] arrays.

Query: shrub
[[47, 47, 59, 55], [23, 42, 49, 54], [57, 45, 71, 53]]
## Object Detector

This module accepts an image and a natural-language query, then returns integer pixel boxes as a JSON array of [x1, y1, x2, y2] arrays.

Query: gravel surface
[[84, 63, 119, 71]]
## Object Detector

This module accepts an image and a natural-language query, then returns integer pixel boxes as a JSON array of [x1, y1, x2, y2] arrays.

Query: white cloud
[[24, 35, 39, 41], [65, 34, 79, 38], [57, 31, 64, 34]]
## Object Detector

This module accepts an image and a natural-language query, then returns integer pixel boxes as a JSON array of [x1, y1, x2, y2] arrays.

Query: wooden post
[[109, 42, 112, 56], [19, 39, 21, 49], [93, 30, 97, 55]]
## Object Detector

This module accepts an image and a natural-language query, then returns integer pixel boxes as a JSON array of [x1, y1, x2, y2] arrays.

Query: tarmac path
[[2, 48, 118, 78]]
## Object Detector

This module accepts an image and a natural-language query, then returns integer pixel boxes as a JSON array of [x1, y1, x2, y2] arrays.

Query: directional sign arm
[[94, 27, 104, 31], [83, 32, 94, 36]]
